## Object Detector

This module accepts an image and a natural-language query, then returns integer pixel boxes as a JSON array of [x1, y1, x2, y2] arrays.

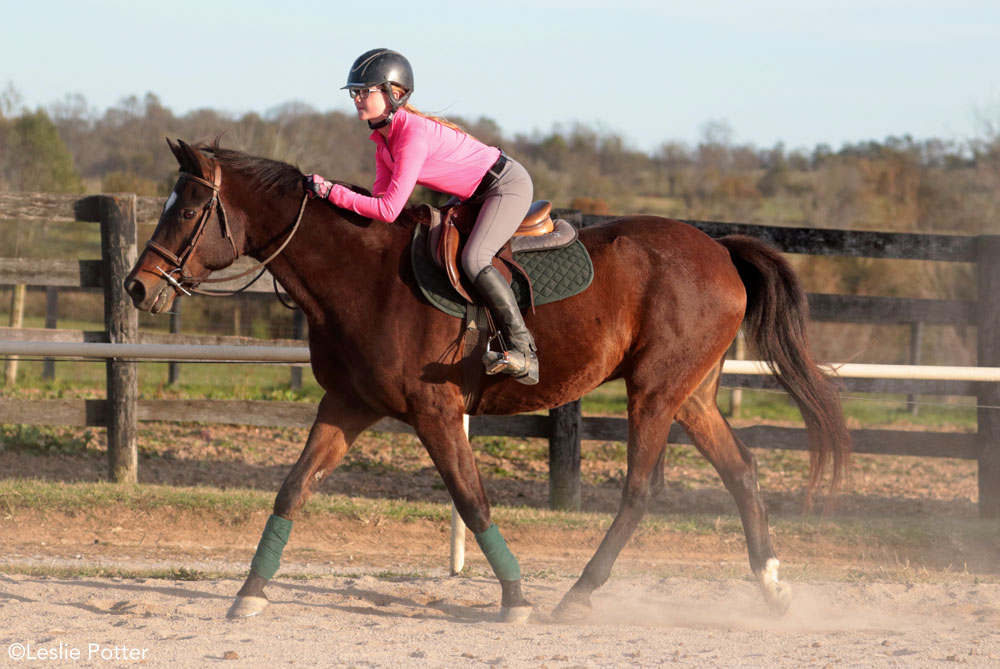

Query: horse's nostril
[[124, 278, 146, 304]]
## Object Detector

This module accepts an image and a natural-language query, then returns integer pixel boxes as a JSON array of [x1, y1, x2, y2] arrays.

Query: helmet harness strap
[[367, 84, 408, 130]]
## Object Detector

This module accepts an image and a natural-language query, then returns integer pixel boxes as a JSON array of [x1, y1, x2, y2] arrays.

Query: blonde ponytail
[[390, 84, 468, 135]]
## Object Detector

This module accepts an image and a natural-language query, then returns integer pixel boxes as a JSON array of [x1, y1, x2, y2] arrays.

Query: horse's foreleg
[[410, 410, 532, 623], [674, 384, 791, 615], [227, 393, 379, 619], [552, 411, 673, 622]]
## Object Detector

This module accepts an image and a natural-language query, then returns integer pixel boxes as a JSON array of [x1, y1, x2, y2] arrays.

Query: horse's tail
[[718, 234, 851, 503]]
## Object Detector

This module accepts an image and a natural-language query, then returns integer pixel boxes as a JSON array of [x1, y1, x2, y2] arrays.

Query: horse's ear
[[170, 139, 197, 172], [167, 138, 183, 165], [174, 139, 214, 180]]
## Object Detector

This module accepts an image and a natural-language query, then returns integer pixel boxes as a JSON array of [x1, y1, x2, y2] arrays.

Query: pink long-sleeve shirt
[[328, 108, 501, 222]]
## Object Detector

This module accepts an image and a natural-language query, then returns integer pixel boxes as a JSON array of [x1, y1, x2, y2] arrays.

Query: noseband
[[144, 164, 308, 297]]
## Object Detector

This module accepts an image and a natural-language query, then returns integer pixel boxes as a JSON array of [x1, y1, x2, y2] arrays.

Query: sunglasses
[[348, 86, 383, 100]]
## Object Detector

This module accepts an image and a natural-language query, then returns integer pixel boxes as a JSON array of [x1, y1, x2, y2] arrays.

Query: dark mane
[[197, 141, 305, 196], [197, 140, 373, 202]]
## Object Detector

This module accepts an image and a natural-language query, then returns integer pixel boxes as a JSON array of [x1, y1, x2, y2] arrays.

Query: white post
[[4, 285, 26, 385], [449, 414, 469, 575], [729, 333, 744, 418]]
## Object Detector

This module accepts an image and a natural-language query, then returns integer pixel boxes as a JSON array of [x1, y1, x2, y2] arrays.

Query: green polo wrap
[[475, 523, 521, 582], [249, 514, 293, 580]]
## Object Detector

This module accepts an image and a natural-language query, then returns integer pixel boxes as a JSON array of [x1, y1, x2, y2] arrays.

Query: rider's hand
[[304, 174, 333, 200]]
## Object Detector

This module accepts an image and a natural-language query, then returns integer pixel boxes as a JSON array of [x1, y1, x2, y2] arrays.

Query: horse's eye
[[181, 209, 197, 220]]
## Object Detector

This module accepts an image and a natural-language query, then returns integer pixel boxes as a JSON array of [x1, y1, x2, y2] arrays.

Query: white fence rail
[[4, 340, 1000, 382]]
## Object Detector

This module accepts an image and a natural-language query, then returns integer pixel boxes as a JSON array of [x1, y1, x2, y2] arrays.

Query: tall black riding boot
[[474, 266, 539, 385]]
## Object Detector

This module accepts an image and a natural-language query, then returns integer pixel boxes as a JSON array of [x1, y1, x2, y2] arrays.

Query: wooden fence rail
[[1, 193, 998, 515]]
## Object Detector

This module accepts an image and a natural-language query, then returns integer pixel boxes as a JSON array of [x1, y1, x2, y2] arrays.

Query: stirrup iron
[[483, 334, 539, 385]]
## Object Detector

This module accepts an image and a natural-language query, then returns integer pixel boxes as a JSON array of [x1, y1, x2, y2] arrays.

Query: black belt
[[472, 152, 508, 199]]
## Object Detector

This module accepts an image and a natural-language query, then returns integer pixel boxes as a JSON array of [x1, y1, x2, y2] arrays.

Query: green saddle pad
[[411, 223, 594, 318]]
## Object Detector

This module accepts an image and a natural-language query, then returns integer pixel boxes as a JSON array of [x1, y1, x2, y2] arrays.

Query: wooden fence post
[[168, 300, 182, 386], [100, 194, 139, 484], [976, 235, 1000, 517], [549, 399, 582, 511], [42, 287, 59, 380], [290, 308, 305, 390]]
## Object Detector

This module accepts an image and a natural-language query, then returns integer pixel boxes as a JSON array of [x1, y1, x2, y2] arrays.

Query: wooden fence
[[1, 192, 998, 516]]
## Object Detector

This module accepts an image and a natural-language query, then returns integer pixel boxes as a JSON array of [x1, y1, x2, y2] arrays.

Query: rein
[[144, 166, 309, 299]]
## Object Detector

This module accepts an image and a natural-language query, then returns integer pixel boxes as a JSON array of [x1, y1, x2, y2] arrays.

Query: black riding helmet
[[343, 49, 414, 127]]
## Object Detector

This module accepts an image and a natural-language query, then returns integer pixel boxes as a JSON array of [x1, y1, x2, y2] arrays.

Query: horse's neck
[[247, 201, 403, 330]]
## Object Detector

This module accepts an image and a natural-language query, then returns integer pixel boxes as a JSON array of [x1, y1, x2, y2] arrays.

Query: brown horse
[[124, 139, 850, 623]]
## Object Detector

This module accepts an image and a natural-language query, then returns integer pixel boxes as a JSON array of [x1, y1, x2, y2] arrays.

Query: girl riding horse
[[304, 48, 539, 385]]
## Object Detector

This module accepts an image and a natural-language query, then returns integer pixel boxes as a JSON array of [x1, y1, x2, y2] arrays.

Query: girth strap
[[461, 304, 490, 414]]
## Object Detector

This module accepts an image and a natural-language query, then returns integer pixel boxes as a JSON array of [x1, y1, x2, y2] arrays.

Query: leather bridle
[[144, 164, 308, 297]]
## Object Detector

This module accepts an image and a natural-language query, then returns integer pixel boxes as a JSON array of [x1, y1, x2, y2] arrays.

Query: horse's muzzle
[[124, 275, 174, 314]]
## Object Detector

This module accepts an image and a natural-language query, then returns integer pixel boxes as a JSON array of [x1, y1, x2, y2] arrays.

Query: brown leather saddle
[[423, 199, 579, 304]]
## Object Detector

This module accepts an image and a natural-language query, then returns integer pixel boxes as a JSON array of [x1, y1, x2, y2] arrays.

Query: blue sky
[[2, 0, 998, 153]]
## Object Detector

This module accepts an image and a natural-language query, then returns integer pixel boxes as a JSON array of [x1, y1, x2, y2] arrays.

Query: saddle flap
[[425, 199, 569, 305], [424, 205, 444, 270], [439, 218, 473, 302]]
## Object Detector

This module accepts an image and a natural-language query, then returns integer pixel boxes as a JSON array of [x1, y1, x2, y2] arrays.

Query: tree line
[[3, 87, 998, 233], [2, 86, 1000, 367]]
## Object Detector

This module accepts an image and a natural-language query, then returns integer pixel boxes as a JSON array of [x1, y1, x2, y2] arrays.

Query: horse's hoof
[[226, 595, 268, 619], [499, 605, 533, 624], [764, 580, 793, 616], [551, 594, 592, 623], [756, 558, 792, 616]]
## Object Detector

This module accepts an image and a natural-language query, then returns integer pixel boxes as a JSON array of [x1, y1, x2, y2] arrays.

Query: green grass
[[2, 308, 978, 431], [2, 478, 996, 583], [2, 363, 978, 433], [2, 355, 324, 402], [0, 479, 451, 525], [473, 436, 547, 461], [584, 379, 976, 430], [581, 379, 629, 415], [839, 393, 977, 429], [0, 219, 104, 260], [0, 478, 991, 541], [0, 564, 229, 581], [1, 309, 323, 400], [0, 478, 677, 531], [0, 424, 99, 456], [0, 312, 320, 399], [726, 388, 977, 431]]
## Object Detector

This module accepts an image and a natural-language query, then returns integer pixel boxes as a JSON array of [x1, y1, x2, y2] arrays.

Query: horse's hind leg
[[674, 365, 791, 615], [227, 392, 380, 619], [552, 392, 676, 622]]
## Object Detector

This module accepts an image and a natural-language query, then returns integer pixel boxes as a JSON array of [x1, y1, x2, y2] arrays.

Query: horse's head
[[124, 139, 245, 314]]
